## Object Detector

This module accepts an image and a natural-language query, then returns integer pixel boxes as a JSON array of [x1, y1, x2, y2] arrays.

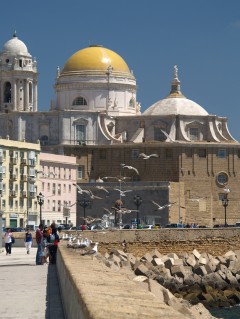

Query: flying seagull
[[160, 129, 175, 142], [122, 165, 139, 175], [96, 185, 109, 193], [73, 183, 90, 195], [87, 189, 103, 200], [138, 153, 159, 159], [152, 200, 176, 210], [114, 188, 133, 196]]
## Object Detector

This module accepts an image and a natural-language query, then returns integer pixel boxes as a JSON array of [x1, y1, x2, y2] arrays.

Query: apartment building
[[39, 153, 78, 226], [0, 138, 40, 228]]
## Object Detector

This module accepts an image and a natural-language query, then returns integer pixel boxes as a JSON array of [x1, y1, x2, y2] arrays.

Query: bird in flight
[[103, 207, 114, 215], [80, 216, 102, 224], [111, 207, 135, 214], [96, 185, 109, 193], [121, 165, 139, 175], [73, 183, 90, 195], [87, 189, 103, 200], [152, 200, 176, 210], [96, 177, 104, 183], [114, 188, 133, 196], [138, 153, 159, 159]]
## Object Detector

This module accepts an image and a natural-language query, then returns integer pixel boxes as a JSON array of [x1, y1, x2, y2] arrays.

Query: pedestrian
[[35, 224, 44, 265], [24, 228, 33, 254], [4, 228, 13, 255], [40, 231, 49, 265], [47, 226, 60, 264]]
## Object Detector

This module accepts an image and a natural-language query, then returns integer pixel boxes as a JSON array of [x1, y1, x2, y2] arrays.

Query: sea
[[209, 305, 240, 319]]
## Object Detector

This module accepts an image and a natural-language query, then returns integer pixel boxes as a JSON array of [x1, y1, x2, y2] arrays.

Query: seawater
[[209, 305, 240, 319]]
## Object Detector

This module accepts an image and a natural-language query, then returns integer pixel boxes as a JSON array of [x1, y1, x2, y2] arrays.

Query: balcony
[[28, 159, 36, 166], [21, 191, 27, 198], [20, 158, 27, 165], [10, 174, 17, 181], [9, 190, 17, 197], [10, 158, 17, 165], [20, 175, 28, 182]]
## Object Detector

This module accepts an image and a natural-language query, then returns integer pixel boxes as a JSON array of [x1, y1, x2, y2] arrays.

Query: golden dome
[[61, 45, 131, 75]]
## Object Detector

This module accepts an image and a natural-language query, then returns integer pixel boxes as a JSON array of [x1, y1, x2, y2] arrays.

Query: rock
[[152, 258, 164, 266], [192, 249, 201, 260]]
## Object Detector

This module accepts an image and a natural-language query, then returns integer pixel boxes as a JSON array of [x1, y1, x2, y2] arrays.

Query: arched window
[[72, 97, 87, 106], [4, 82, 11, 103]]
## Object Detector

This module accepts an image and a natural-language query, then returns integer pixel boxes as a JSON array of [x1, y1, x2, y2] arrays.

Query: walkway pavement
[[0, 247, 65, 319]]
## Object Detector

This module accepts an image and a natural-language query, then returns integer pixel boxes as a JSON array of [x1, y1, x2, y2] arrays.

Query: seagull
[[80, 216, 102, 224], [87, 189, 103, 200], [36, 170, 48, 178], [73, 183, 90, 195], [152, 200, 176, 210], [122, 165, 139, 175], [80, 242, 99, 256], [114, 188, 133, 196], [223, 187, 231, 194], [103, 207, 114, 215], [96, 185, 109, 193], [59, 201, 76, 207], [111, 207, 135, 214], [138, 153, 159, 159], [96, 177, 104, 183]]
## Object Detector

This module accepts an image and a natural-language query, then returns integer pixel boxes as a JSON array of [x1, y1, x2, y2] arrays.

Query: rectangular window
[[68, 185, 71, 193], [218, 149, 227, 158], [77, 167, 83, 179], [58, 200, 61, 212], [2, 199, 6, 208], [189, 128, 199, 141], [52, 200, 55, 212], [199, 149, 206, 158], [20, 199, 23, 209], [52, 183, 56, 195], [42, 182, 44, 192], [132, 149, 139, 159], [76, 124, 86, 142], [58, 184, 61, 195], [9, 199, 13, 209], [47, 183, 50, 192], [63, 184, 66, 193]]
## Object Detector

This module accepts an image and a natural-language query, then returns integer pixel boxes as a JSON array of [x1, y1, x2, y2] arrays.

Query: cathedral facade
[[0, 32, 240, 227]]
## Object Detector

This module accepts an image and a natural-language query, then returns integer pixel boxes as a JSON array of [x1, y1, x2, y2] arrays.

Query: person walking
[[4, 228, 13, 255], [35, 224, 44, 265], [24, 228, 33, 254]]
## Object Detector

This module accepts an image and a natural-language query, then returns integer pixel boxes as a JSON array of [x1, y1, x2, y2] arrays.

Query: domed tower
[[54, 45, 138, 116], [0, 31, 38, 113]]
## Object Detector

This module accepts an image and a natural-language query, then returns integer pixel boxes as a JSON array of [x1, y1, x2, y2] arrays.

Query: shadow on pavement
[[45, 265, 65, 319]]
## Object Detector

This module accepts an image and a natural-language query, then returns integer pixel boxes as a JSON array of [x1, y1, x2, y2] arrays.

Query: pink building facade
[[39, 153, 78, 226]]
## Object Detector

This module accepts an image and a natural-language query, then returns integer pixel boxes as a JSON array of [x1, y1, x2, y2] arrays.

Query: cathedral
[[0, 32, 240, 227]]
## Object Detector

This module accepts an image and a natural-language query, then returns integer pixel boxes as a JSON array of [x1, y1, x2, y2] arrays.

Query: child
[[24, 228, 33, 254]]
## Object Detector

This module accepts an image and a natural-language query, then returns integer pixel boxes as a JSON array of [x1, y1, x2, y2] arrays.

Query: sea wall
[[5, 228, 240, 256]]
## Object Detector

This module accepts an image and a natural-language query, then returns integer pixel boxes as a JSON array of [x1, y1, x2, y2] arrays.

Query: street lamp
[[79, 196, 90, 225], [37, 192, 44, 225], [134, 195, 142, 229], [222, 187, 230, 227]]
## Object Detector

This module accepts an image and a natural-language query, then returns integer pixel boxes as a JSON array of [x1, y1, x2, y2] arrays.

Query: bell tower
[[0, 31, 38, 113]]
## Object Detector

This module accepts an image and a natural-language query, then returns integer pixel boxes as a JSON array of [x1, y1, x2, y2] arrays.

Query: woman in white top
[[4, 228, 13, 255]]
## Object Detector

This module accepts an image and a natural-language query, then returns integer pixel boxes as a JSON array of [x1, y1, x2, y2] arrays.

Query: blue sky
[[1, 0, 240, 139]]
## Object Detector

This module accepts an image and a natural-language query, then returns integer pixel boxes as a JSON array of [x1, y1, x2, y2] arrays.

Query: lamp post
[[37, 192, 44, 225], [134, 195, 142, 229], [222, 188, 230, 227], [79, 196, 90, 225]]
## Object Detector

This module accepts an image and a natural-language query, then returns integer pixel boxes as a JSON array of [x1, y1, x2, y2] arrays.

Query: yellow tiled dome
[[62, 45, 131, 75]]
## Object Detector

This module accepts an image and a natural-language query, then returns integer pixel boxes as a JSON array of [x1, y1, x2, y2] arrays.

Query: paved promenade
[[0, 247, 65, 319]]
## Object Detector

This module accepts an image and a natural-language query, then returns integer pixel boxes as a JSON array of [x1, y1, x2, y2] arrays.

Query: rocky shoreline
[[98, 247, 240, 317]]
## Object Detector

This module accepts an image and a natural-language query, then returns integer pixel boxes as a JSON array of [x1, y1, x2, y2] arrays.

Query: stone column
[[33, 80, 38, 111], [25, 79, 29, 111]]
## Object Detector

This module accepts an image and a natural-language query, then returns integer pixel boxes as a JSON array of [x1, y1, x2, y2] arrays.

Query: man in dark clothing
[[35, 224, 44, 265]]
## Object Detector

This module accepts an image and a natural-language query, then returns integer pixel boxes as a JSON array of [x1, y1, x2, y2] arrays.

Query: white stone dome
[[143, 65, 208, 116], [2, 33, 30, 56], [143, 96, 208, 116]]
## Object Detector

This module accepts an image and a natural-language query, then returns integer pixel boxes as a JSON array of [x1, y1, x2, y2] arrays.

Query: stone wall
[[63, 228, 240, 257]]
